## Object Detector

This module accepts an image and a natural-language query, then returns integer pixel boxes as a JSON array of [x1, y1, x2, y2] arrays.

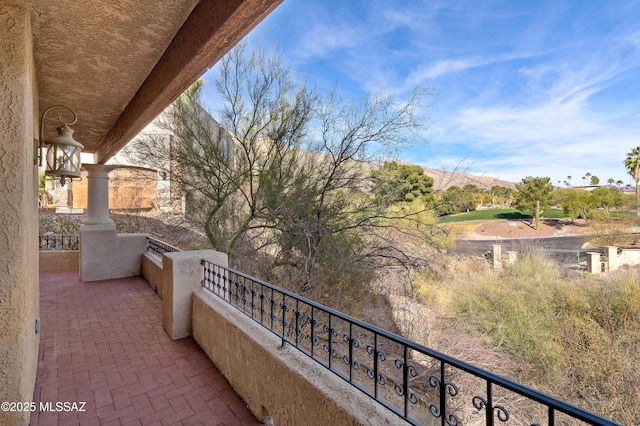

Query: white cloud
[[294, 21, 364, 60], [453, 52, 635, 146], [407, 58, 492, 82], [456, 98, 601, 144]]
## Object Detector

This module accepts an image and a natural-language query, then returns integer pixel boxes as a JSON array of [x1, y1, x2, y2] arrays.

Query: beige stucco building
[[108, 101, 234, 213], [0, 1, 280, 424]]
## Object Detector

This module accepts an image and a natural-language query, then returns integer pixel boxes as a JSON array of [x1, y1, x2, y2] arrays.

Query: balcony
[[35, 236, 621, 425], [33, 272, 259, 425]]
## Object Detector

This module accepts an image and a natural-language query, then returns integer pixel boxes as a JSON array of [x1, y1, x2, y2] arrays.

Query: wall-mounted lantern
[[38, 105, 84, 186]]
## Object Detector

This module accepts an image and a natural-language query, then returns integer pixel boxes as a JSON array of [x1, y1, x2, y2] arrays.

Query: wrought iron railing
[[146, 236, 181, 257], [201, 260, 620, 426], [39, 234, 79, 251]]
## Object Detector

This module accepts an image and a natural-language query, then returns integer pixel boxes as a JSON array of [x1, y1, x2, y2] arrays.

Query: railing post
[[280, 294, 287, 348], [439, 362, 445, 425], [486, 382, 493, 426], [404, 345, 410, 419]]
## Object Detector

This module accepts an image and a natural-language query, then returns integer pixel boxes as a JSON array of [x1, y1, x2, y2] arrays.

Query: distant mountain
[[421, 167, 516, 191]]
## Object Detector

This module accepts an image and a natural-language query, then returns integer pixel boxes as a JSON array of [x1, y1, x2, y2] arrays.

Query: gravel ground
[[452, 218, 593, 239]]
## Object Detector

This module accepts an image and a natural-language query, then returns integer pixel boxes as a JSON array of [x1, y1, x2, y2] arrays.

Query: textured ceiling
[[32, 0, 198, 155], [30, 0, 282, 162]]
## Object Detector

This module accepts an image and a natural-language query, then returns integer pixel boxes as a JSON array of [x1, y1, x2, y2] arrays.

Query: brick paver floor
[[32, 272, 261, 426]]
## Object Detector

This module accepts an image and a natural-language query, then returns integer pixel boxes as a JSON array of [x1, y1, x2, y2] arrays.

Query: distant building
[[108, 103, 233, 214]]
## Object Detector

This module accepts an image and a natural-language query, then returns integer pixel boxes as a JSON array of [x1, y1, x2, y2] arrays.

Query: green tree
[[371, 161, 434, 205], [590, 186, 625, 218], [435, 185, 480, 215], [490, 185, 512, 207], [562, 189, 592, 222], [624, 147, 640, 214], [515, 176, 554, 230], [590, 175, 600, 185], [435, 186, 462, 216], [462, 184, 483, 211]]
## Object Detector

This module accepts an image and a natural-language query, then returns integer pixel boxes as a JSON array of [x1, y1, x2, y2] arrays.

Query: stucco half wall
[[192, 289, 400, 426], [141, 252, 164, 298], [39, 251, 79, 272]]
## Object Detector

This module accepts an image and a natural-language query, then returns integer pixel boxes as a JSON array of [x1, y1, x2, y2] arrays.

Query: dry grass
[[399, 249, 640, 424]]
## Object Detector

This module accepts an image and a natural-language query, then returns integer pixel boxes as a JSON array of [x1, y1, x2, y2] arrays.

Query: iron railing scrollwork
[[146, 237, 181, 257], [39, 234, 79, 251], [201, 260, 621, 426]]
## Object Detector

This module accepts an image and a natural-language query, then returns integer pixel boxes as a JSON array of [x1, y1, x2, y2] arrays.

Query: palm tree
[[566, 176, 572, 187], [607, 178, 615, 187], [616, 180, 624, 189], [582, 176, 586, 186], [624, 147, 640, 214]]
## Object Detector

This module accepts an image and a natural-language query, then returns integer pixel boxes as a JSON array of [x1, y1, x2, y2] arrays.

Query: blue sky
[[201, 0, 640, 186]]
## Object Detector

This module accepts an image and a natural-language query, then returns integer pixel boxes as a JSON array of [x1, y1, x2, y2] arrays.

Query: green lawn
[[610, 211, 638, 219], [438, 208, 565, 223]]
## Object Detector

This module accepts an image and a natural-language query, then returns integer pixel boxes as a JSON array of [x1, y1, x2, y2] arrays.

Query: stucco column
[[605, 246, 618, 271], [0, 6, 40, 426], [80, 164, 115, 281], [587, 252, 601, 274], [491, 244, 502, 269], [79, 164, 148, 281], [83, 164, 115, 225]]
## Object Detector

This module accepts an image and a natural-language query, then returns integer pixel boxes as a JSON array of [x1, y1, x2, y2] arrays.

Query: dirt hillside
[[422, 166, 516, 191]]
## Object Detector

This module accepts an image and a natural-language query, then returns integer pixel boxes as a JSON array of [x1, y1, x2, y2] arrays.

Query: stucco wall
[[619, 249, 640, 268], [79, 227, 147, 281], [0, 5, 40, 425], [39, 251, 79, 272], [141, 252, 164, 298], [192, 290, 399, 426]]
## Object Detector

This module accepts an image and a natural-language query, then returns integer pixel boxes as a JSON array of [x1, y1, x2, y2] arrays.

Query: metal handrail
[[38, 234, 79, 251], [201, 260, 620, 426]]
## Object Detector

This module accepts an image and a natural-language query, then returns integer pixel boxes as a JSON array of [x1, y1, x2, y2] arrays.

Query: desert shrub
[[588, 218, 636, 247], [554, 273, 640, 424], [453, 255, 567, 381], [443, 255, 640, 424]]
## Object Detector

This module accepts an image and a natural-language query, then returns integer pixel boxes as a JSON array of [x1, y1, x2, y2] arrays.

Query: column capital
[[82, 164, 116, 179]]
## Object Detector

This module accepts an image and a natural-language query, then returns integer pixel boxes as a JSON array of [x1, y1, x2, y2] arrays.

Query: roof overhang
[[32, 0, 282, 164]]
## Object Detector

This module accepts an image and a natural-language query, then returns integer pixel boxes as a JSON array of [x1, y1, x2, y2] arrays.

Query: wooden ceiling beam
[[95, 0, 282, 163]]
